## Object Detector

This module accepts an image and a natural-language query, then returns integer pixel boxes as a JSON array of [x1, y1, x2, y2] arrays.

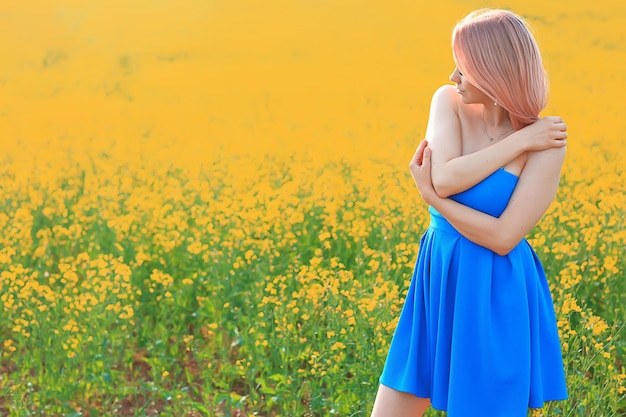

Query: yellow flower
[[3, 339, 16, 352], [318, 231, 331, 241], [331, 342, 346, 351]]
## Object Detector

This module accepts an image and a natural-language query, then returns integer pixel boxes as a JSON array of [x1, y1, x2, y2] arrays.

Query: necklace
[[481, 108, 515, 142]]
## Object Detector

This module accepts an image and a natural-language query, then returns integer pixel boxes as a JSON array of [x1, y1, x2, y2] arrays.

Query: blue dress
[[379, 167, 567, 416]]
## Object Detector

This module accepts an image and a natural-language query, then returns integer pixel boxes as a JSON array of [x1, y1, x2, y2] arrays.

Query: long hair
[[452, 9, 548, 130]]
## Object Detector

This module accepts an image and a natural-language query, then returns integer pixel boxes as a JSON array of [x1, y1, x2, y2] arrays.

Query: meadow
[[0, 0, 624, 415]]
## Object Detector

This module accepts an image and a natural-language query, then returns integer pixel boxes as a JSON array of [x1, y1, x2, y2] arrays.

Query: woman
[[371, 9, 568, 417]]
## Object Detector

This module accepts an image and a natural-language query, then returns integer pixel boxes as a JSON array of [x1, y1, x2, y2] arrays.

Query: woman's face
[[449, 67, 488, 105]]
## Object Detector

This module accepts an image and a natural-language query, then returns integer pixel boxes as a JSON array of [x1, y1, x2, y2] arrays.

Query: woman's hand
[[519, 116, 568, 151], [409, 140, 437, 204]]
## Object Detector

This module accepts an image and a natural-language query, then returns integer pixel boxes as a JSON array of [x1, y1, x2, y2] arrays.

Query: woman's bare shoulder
[[527, 146, 566, 164], [431, 84, 480, 121], [431, 84, 460, 105], [522, 146, 567, 179], [426, 85, 462, 126], [424, 85, 463, 166]]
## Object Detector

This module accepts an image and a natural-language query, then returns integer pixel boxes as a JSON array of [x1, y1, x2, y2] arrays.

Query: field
[[0, 0, 624, 415]]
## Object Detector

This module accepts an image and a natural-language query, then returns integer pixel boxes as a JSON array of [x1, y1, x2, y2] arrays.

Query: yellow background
[[1, 0, 624, 167]]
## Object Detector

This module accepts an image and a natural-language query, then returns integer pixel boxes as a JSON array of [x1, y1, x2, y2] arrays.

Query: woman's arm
[[409, 141, 566, 256], [424, 85, 567, 198]]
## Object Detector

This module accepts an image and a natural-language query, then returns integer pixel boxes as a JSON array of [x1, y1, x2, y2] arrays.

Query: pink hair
[[452, 9, 548, 130]]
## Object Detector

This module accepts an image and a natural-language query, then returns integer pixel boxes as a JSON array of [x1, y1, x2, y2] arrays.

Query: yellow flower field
[[0, 0, 624, 415]]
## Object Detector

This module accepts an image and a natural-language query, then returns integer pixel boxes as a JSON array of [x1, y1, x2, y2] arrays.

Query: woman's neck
[[482, 103, 512, 129]]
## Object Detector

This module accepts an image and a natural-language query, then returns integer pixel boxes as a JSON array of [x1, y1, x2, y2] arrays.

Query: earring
[[494, 102, 498, 106]]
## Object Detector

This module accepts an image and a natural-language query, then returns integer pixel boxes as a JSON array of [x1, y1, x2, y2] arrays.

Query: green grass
[[0, 156, 624, 416]]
